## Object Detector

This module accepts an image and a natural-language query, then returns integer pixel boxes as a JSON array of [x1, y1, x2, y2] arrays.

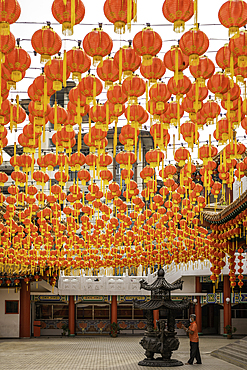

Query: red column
[[20, 279, 30, 338], [68, 296, 75, 336], [111, 295, 117, 324], [153, 310, 159, 328], [223, 275, 231, 334], [195, 277, 202, 334]]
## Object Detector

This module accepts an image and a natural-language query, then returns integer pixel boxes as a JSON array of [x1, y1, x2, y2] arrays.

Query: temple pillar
[[20, 279, 30, 338], [111, 295, 117, 324], [68, 296, 75, 336], [153, 309, 159, 328], [195, 277, 202, 334], [223, 275, 231, 335]]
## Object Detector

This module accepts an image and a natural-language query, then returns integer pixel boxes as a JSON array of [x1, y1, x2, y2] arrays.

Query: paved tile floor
[[0, 335, 243, 370]]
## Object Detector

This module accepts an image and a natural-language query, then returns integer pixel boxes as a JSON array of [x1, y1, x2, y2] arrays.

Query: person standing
[[182, 314, 202, 365]]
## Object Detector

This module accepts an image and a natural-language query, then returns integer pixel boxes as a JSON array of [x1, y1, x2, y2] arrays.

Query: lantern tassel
[[63, 49, 67, 87], [114, 121, 117, 157], [119, 48, 122, 83], [127, 0, 132, 31]]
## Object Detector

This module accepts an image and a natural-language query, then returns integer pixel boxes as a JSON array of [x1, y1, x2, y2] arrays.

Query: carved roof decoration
[[202, 188, 247, 224]]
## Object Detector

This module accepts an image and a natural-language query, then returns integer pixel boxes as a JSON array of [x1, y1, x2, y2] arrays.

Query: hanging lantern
[[107, 84, 128, 106], [79, 74, 103, 104], [83, 26, 113, 66], [149, 82, 171, 110], [103, 0, 137, 34], [168, 74, 192, 99], [179, 28, 209, 66], [218, 0, 247, 37], [122, 74, 146, 103], [207, 72, 230, 100], [189, 55, 215, 86], [67, 45, 91, 82], [133, 26, 162, 66], [201, 99, 221, 124], [229, 29, 247, 68], [97, 57, 119, 88], [216, 43, 238, 76], [52, 0, 85, 36], [162, 0, 194, 33], [174, 147, 190, 167], [31, 24, 62, 64], [5, 45, 31, 83], [140, 56, 166, 83], [44, 56, 70, 91], [114, 43, 141, 78], [0, 0, 21, 35], [145, 149, 164, 168]]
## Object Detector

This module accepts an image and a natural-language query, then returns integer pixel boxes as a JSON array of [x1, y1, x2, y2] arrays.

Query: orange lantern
[[162, 0, 194, 33], [218, 0, 247, 37], [0, 0, 21, 35], [52, 0, 85, 35], [31, 23, 62, 63], [179, 28, 209, 66], [83, 26, 113, 65], [67, 45, 91, 82], [133, 26, 162, 65]]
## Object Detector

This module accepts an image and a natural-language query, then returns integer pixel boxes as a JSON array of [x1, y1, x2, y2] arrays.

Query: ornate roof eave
[[202, 188, 247, 224], [139, 277, 183, 292], [134, 298, 190, 311]]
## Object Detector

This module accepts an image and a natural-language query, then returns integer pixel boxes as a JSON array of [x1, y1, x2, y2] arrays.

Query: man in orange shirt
[[182, 314, 202, 365]]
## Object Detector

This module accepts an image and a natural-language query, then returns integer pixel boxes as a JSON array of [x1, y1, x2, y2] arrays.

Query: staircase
[[211, 337, 247, 369]]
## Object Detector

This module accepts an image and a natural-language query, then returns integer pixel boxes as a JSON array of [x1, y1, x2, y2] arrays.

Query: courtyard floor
[[0, 335, 244, 370]]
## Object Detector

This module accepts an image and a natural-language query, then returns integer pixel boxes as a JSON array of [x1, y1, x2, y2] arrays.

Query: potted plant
[[110, 322, 120, 338], [225, 325, 237, 339], [61, 323, 69, 336]]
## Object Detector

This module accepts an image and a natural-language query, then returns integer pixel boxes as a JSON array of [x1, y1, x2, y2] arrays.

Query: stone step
[[211, 337, 247, 370], [212, 351, 247, 370], [217, 346, 247, 360]]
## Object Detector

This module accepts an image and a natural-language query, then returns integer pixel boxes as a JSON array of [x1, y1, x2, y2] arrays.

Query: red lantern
[[218, 0, 247, 37], [5, 46, 31, 82], [174, 147, 190, 166], [114, 44, 141, 78], [67, 46, 91, 82], [44, 56, 70, 91], [207, 72, 230, 100], [31, 24, 62, 63], [52, 0, 85, 35], [122, 75, 146, 103], [179, 28, 209, 66], [216, 43, 238, 75], [0, 0, 21, 35], [79, 74, 103, 104], [133, 27, 162, 65], [83, 26, 113, 65], [162, 0, 194, 33], [103, 0, 136, 34], [97, 57, 119, 88], [107, 84, 128, 106], [140, 57, 166, 83], [168, 74, 192, 99], [229, 30, 247, 67], [189, 55, 215, 86]]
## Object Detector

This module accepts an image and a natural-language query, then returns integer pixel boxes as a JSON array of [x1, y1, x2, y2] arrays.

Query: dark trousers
[[188, 341, 202, 364]]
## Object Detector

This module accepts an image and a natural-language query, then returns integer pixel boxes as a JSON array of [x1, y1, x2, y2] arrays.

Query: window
[[94, 305, 110, 319], [53, 305, 69, 319], [39, 304, 52, 319], [77, 305, 93, 319], [117, 305, 132, 319], [5, 300, 19, 314], [134, 308, 144, 319]]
